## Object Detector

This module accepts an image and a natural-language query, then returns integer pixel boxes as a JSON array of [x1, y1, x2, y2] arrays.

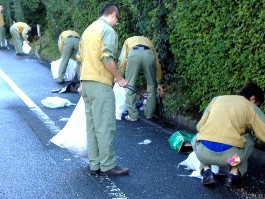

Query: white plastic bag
[[50, 58, 62, 79], [22, 41, 31, 54], [50, 98, 88, 157], [50, 58, 77, 81], [64, 59, 78, 81], [113, 83, 126, 120], [178, 151, 220, 179], [41, 97, 75, 108], [179, 151, 200, 171]]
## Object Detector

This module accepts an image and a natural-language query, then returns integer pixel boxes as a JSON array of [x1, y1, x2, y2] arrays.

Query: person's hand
[[157, 84, 164, 97], [117, 78, 127, 88]]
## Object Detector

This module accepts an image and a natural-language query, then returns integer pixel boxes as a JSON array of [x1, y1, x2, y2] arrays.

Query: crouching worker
[[10, 22, 31, 56], [56, 30, 80, 84], [192, 81, 265, 188]]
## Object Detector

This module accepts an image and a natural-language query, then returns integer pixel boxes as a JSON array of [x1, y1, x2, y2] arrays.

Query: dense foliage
[[1, 0, 265, 120], [167, 0, 265, 115]]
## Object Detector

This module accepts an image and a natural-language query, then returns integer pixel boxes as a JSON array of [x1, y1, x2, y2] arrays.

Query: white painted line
[[0, 69, 128, 199], [98, 176, 128, 198], [0, 69, 60, 134]]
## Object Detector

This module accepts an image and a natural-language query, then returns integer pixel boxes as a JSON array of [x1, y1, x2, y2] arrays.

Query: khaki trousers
[[125, 47, 156, 119], [57, 36, 80, 81], [10, 26, 23, 54], [0, 25, 5, 47], [82, 81, 117, 171], [192, 134, 254, 175]]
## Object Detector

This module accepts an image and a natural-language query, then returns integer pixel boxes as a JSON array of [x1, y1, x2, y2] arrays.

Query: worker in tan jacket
[[118, 36, 164, 121], [56, 30, 80, 83], [10, 22, 31, 56], [78, 3, 129, 176], [192, 81, 265, 188]]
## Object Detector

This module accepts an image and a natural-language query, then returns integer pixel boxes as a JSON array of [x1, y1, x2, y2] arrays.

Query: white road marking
[[0, 69, 60, 134], [0, 69, 128, 199]]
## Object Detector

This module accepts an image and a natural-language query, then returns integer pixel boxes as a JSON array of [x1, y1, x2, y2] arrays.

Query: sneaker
[[125, 115, 137, 122], [225, 173, 242, 188], [202, 169, 217, 186], [100, 166, 129, 176]]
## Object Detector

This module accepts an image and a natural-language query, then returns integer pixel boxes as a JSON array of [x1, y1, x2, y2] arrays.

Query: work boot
[[90, 169, 100, 175], [16, 53, 27, 56], [100, 166, 129, 176], [202, 169, 217, 186], [225, 173, 242, 188]]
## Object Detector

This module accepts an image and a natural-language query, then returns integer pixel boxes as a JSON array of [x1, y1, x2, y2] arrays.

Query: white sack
[[178, 151, 219, 179], [4, 39, 8, 48], [64, 58, 78, 81], [22, 41, 31, 54], [113, 82, 126, 120], [50, 58, 62, 79], [179, 151, 200, 171], [41, 97, 75, 108], [50, 58, 77, 81], [50, 98, 88, 158]]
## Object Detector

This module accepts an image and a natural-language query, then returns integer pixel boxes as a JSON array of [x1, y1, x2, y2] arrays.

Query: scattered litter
[[168, 131, 195, 153], [51, 81, 79, 94], [138, 139, 152, 145], [41, 96, 76, 108], [59, 118, 69, 122]]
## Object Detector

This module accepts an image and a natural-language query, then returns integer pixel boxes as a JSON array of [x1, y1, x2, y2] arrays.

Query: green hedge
[[2, 0, 46, 30], [2, 0, 265, 119], [167, 0, 265, 115]]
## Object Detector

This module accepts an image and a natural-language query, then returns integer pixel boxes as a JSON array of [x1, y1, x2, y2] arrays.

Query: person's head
[[100, 3, 120, 27], [0, 4, 3, 12], [238, 81, 264, 106]]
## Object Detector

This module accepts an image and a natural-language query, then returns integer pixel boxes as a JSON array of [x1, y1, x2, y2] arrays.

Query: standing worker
[[192, 81, 265, 188], [78, 3, 129, 176], [0, 4, 6, 49], [118, 36, 164, 121], [10, 22, 31, 56], [56, 30, 80, 84]]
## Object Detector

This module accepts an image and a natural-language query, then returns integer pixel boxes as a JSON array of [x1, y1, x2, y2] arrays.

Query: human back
[[197, 95, 256, 148], [79, 19, 118, 86]]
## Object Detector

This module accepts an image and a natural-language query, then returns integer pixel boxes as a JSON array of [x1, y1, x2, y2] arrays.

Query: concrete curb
[[163, 112, 197, 133]]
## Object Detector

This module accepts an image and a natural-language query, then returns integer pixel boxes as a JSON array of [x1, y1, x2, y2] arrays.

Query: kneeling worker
[[192, 81, 265, 188]]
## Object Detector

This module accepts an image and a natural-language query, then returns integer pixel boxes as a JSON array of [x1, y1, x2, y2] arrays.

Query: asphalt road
[[0, 47, 264, 199]]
